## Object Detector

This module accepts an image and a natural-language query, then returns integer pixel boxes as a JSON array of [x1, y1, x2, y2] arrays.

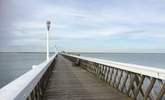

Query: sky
[[0, 0, 165, 53]]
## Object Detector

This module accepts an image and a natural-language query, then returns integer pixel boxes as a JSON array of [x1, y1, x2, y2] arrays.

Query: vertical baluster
[[89, 62, 91, 71], [105, 67, 111, 83], [144, 78, 156, 100], [98, 64, 101, 79], [38, 82, 43, 97], [94, 63, 97, 75], [109, 67, 114, 86], [116, 70, 123, 89], [102, 66, 105, 81], [100, 65, 104, 80], [127, 73, 136, 96], [91, 62, 94, 73], [113, 68, 118, 87], [93, 63, 95, 72], [27, 94, 32, 100], [134, 75, 145, 99], [37, 84, 41, 100], [92, 63, 95, 74], [156, 83, 165, 100], [93, 63, 96, 74], [100, 65, 104, 79], [120, 71, 129, 92], [31, 89, 35, 100], [98, 64, 100, 78], [87, 61, 89, 70], [35, 86, 38, 100], [41, 78, 45, 97], [97, 64, 100, 77], [95, 63, 99, 77], [103, 66, 107, 81], [103, 66, 107, 82]]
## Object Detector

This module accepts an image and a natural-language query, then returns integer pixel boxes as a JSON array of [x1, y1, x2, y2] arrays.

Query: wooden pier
[[43, 55, 130, 100], [0, 53, 164, 100]]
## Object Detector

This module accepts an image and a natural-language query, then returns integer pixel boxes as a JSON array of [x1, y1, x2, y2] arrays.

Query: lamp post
[[46, 21, 51, 60]]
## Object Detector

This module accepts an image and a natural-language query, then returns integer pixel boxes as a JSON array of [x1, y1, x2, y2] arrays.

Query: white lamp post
[[46, 21, 51, 60]]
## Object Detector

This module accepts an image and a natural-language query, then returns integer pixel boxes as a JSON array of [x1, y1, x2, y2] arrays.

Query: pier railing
[[0, 53, 57, 100], [62, 53, 165, 100]]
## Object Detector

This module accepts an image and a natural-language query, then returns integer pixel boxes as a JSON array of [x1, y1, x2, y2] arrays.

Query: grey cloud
[[0, 0, 43, 48]]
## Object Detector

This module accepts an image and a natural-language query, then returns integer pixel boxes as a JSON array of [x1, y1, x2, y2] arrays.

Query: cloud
[[0, 0, 165, 52], [10, 0, 165, 37]]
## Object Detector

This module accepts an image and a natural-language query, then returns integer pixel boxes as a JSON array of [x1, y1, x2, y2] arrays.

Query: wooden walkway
[[43, 55, 130, 100]]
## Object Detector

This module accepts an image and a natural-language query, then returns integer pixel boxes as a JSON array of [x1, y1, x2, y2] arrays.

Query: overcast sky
[[0, 0, 165, 52]]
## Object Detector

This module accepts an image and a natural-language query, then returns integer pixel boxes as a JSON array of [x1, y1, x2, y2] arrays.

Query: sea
[[0, 52, 165, 88]]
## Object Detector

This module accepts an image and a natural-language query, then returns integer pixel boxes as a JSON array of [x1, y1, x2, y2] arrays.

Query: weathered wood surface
[[43, 55, 130, 100]]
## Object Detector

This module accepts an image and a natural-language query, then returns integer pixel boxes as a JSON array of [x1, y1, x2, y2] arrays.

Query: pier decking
[[43, 55, 130, 100]]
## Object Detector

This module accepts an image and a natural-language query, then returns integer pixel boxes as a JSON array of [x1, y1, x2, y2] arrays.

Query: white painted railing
[[62, 53, 165, 100], [0, 53, 57, 100], [62, 53, 165, 80]]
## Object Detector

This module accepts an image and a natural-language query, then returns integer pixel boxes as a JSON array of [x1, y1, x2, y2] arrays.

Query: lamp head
[[46, 21, 51, 31]]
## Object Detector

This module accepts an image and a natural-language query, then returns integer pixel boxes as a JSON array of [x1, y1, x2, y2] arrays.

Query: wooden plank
[[43, 55, 130, 100]]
